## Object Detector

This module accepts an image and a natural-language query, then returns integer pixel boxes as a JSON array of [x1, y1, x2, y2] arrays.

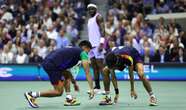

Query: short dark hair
[[105, 52, 117, 68], [79, 40, 92, 49]]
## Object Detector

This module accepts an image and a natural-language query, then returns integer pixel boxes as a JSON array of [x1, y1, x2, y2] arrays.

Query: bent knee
[[103, 67, 110, 75], [138, 74, 147, 80]]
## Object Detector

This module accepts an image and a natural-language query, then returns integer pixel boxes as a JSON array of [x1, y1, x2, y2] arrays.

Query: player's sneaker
[[87, 89, 104, 95], [64, 97, 80, 106], [24, 92, 39, 108], [94, 89, 104, 94], [149, 96, 158, 106], [99, 95, 113, 105]]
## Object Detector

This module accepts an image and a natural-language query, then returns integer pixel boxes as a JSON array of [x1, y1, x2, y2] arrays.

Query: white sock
[[149, 91, 154, 96], [66, 94, 73, 100], [31, 92, 40, 98], [150, 94, 156, 98], [105, 91, 111, 98]]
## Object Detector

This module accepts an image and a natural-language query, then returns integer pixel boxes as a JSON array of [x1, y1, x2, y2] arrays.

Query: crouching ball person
[[24, 41, 94, 108], [100, 46, 158, 106]]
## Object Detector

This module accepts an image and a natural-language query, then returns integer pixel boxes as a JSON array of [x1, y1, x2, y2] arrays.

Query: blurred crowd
[[0, 0, 88, 64], [0, 0, 186, 64], [105, 0, 186, 63]]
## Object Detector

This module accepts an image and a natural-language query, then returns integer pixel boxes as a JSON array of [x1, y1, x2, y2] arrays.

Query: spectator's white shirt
[[16, 54, 28, 64], [1, 52, 13, 64], [37, 46, 48, 59], [26, 28, 32, 41], [10, 44, 17, 55], [105, 23, 115, 36], [131, 17, 137, 29], [46, 30, 58, 40], [1, 12, 13, 21], [53, 6, 61, 15], [139, 38, 154, 48], [43, 18, 52, 29]]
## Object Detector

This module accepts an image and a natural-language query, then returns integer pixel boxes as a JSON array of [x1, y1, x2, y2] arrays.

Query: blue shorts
[[131, 48, 143, 65], [42, 60, 64, 85]]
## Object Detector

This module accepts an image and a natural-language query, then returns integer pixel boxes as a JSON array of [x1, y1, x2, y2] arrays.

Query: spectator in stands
[[1, 27, 11, 44], [143, 0, 154, 15], [140, 37, 155, 63], [13, 30, 24, 46], [180, 31, 186, 48], [16, 47, 28, 64], [30, 35, 39, 49], [153, 45, 170, 63], [48, 39, 57, 53], [141, 20, 153, 39], [66, 25, 79, 46], [117, 19, 127, 46], [140, 35, 154, 49], [176, 47, 186, 63], [46, 25, 58, 40], [154, 0, 170, 14], [168, 18, 182, 33], [153, 22, 169, 49], [37, 39, 48, 59], [169, 38, 184, 62], [131, 13, 144, 33], [142, 47, 151, 63], [168, 25, 179, 41], [0, 0, 87, 64], [0, 45, 14, 63], [43, 11, 53, 29], [105, 21, 115, 37], [56, 27, 70, 48], [6, 40, 17, 55], [172, 0, 186, 12], [29, 48, 43, 63], [21, 41, 31, 55], [0, 5, 13, 22]]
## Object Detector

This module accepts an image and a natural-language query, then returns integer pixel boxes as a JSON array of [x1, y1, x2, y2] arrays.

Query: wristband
[[115, 88, 119, 94]]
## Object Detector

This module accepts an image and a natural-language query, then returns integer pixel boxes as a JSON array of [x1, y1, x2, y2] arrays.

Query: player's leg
[[96, 58, 105, 94], [63, 70, 80, 106], [24, 63, 64, 108], [136, 63, 157, 106], [24, 80, 64, 108], [91, 57, 100, 89], [99, 66, 112, 105], [103, 67, 111, 94], [39, 81, 64, 97]]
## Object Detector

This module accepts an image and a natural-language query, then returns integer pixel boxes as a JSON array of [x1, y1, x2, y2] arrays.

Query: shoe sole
[[64, 102, 81, 106], [99, 102, 113, 106], [87, 91, 104, 95], [24, 93, 39, 108], [149, 103, 158, 106]]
